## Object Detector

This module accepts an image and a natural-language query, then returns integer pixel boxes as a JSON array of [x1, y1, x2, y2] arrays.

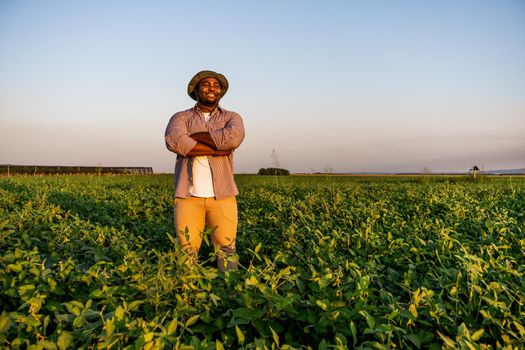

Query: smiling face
[[196, 77, 222, 109]]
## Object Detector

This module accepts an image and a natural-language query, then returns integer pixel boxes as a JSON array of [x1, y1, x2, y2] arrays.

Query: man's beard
[[199, 95, 219, 106]]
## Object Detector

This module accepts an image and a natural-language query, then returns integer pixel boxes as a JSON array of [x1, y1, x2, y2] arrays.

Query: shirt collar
[[193, 104, 222, 117]]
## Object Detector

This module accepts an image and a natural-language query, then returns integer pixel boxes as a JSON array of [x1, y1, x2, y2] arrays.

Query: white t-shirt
[[189, 113, 215, 197]]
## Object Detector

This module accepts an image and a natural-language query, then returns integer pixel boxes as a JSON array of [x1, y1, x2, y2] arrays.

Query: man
[[164, 70, 245, 271]]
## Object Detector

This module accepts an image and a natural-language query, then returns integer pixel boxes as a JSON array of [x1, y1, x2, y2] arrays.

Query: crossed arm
[[186, 132, 232, 157], [165, 112, 244, 158]]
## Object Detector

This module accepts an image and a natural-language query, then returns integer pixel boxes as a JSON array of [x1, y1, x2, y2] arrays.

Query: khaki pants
[[174, 196, 238, 270]]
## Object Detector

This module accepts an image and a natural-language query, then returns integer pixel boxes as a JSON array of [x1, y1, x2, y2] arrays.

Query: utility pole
[[271, 148, 280, 168]]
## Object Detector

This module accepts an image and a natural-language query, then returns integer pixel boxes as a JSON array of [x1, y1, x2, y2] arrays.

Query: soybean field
[[1, 174, 524, 349]]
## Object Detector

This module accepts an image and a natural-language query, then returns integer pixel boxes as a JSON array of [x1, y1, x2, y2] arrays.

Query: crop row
[[0, 175, 524, 349]]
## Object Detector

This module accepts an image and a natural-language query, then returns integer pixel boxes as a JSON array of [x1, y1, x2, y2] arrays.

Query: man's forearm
[[190, 132, 217, 149], [186, 142, 231, 157], [208, 116, 245, 151]]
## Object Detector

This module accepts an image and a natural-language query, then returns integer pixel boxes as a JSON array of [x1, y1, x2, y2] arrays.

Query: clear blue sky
[[1, 0, 524, 173]]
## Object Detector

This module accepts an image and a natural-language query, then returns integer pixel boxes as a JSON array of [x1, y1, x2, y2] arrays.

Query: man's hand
[[190, 132, 217, 149]]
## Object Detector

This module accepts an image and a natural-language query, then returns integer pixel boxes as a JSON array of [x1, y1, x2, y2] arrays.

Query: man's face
[[196, 77, 222, 105]]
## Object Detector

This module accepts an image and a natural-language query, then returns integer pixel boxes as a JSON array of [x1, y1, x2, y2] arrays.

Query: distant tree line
[[0, 165, 153, 176], [257, 167, 290, 176]]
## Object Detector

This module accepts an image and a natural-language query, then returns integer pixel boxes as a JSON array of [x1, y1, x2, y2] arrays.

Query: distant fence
[[0, 165, 153, 176]]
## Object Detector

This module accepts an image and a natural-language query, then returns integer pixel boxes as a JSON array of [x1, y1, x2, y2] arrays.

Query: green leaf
[[405, 334, 421, 349], [63, 301, 83, 316], [457, 323, 468, 337], [479, 310, 491, 320], [18, 284, 36, 299], [45, 301, 62, 312], [57, 331, 73, 350], [104, 318, 115, 337], [335, 333, 347, 347], [399, 310, 417, 320], [114, 306, 124, 321], [0, 219, 10, 230], [55, 313, 74, 323], [0, 313, 12, 333], [167, 319, 178, 335], [270, 326, 279, 346], [388, 309, 399, 320], [185, 315, 199, 327], [481, 296, 506, 310], [232, 307, 264, 321], [418, 331, 435, 344], [143, 332, 154, 342], [72, 316, 85, 328], [350, 321, 357, 346], [319, 339, 328, 350], [437, 331, 455, 348], [245, 276, 258, 286], [316, 300, 328, 311], [216, 339, 225, 350], [471, 328, 484, 341], [127, 300, 144, 312], [89, 289, 104, 298], [513, 321, 525, 337], [13, 314, 41, 327], [359, 310, 375, 329], [375, 324, 393, 332], [38, 340, 57, 350], [235, 325, 245, 345], [7, 264, 23, 273]]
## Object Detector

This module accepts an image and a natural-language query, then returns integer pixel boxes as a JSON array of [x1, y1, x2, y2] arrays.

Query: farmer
[[164, 70, 245, 271]]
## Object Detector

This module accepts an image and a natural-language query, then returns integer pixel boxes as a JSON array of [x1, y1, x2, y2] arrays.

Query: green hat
[[187, 70, 229, 101]]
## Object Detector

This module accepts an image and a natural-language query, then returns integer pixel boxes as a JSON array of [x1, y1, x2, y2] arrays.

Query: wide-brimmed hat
[[187, 70, 229, 101]]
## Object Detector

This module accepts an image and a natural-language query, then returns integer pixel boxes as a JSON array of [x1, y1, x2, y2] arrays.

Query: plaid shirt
[[165, 105, 245, 199]]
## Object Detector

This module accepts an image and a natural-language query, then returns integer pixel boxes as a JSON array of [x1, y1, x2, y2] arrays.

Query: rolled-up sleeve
[[164, 113, 197, 156], [210, 113, 245, 151]]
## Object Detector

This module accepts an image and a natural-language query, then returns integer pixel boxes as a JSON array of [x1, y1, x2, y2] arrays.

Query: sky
[[1, 0, 524, 173]]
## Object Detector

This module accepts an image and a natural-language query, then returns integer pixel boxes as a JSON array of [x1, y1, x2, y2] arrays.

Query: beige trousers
[[174, 196, 238, 269]]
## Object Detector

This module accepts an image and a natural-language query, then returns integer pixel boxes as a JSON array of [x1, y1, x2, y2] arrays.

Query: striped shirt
[[165, 105, 245, 199]]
